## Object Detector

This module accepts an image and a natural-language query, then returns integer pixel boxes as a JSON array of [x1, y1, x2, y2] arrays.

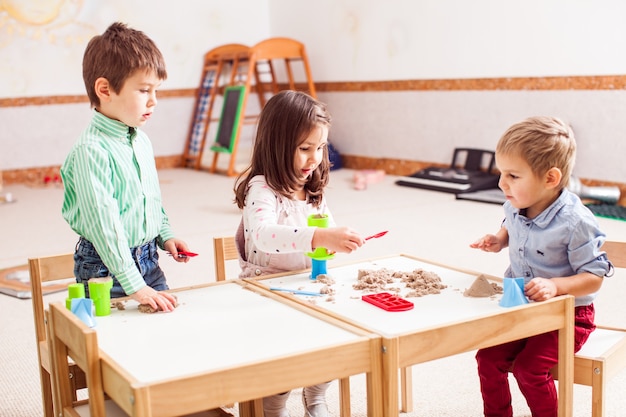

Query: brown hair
[[82, 22, 167, 107], [234, 90, 332, 208], [496, 116, 576, 189]]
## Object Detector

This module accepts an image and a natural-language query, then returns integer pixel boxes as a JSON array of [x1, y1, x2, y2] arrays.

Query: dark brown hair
[[234, 90, 332, 208], [82, 22, 167, 107]]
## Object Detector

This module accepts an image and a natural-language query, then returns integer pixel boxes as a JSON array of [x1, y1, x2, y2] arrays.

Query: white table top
[[256, 255, 509, 337], [252, 255, 575, 417], [94, 281, 366, 383]]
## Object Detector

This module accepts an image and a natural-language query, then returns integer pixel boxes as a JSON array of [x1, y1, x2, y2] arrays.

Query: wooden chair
[[213, 236, 239, 281], [47, 301, 127, 417], [212, 236, 245, 411], [29, 253, 86, 417], [551, 240, 626, 417]]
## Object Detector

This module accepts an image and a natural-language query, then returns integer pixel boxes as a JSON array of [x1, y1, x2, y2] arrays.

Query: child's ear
[[545, 167, 563, 189], [94, 77, 111, 102]]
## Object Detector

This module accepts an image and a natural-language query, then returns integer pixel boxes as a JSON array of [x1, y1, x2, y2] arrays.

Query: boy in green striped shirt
[[61, 22, 188, 313]]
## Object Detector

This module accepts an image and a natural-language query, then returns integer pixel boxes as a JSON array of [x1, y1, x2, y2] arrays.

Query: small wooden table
[[250, 254, 575, 417], [91, 281, 383, 417]]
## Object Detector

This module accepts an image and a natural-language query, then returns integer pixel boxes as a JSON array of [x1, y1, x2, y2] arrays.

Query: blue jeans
[[73, 237, 168, 298]]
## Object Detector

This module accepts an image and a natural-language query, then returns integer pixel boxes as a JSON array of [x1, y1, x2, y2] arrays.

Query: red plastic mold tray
[[362, 292, 414, 312]]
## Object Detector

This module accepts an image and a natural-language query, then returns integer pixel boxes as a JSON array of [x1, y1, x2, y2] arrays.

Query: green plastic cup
[[88, 277, 113, 316], [307, 213, 329, 228], [66, 283, 86, 310], [306, 214, 334, 261]]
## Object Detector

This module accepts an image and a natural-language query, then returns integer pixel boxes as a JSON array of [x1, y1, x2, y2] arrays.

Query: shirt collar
[[92, 110, 136, 143], [517, 189, 568, 228]]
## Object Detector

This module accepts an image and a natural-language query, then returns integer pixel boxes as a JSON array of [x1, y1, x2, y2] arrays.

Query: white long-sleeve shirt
[[240, 175, 334, 274]]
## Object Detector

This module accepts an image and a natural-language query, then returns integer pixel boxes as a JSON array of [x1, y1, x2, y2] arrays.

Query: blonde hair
[[496, 116, 576, 189]]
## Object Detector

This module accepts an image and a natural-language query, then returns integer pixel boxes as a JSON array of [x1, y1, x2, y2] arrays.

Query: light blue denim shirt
[[503, 188, 610, 307]]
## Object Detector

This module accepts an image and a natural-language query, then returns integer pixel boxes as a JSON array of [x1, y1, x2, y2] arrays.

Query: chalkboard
[[211, 85, 246, 154]]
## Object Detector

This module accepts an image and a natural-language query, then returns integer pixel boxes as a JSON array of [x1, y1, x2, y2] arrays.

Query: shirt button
[[255, 269, 262, 276]]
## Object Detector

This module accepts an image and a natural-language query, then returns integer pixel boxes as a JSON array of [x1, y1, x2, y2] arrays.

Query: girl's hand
[[313, 227, 364, 254]]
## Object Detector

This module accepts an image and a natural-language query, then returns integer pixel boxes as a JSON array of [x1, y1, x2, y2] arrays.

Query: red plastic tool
[[168, 251, 198, 258], [365, 231, 388, 240], [362, 292, 414, 311]]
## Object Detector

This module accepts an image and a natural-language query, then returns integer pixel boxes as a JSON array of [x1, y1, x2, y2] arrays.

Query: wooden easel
[[183, 38, 317, 177], [182, 43, 251, 171]]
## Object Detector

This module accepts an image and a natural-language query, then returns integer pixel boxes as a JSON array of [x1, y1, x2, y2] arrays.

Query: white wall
[[269, 0, 626, 81], [0, 0, 271, 98], [2, 1, 626, 183], [268, 0, 626, 183], [321, 90, 626, 181], [0, 0, 270, 170]]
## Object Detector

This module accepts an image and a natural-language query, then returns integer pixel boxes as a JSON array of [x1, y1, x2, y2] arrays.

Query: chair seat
[[73, 401, 128, 416], [577, 328, 626, 359]]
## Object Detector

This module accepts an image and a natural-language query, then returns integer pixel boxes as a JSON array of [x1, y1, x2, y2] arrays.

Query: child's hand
[[131, 286, 178, 312], [313, 227, 364, 254], [470, 234, 503, 253], [525, 277, 557, 302], [163, 238, 191, 263]]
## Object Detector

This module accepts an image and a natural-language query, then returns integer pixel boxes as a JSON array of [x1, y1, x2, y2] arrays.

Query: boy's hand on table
[[131, 286, 178, 312], [525, 278, 557, 302]]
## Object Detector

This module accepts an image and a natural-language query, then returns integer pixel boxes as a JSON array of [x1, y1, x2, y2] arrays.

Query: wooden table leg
[[557, 296, 575, 417], [381, 338, 400, 416]]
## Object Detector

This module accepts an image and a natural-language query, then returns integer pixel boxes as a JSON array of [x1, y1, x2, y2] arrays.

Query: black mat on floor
[[585, 204, 626, 221], [455, 188, 506, 205]]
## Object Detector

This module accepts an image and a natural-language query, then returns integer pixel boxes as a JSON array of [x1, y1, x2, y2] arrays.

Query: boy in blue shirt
[[471, 116, 611, 417]]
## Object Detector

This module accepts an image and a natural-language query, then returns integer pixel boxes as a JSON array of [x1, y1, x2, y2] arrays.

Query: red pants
[[476, 304, 595, 417]]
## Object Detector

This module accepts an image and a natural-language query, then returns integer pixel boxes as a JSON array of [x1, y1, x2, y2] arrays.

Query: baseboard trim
[[340, 154, 626, 207], [1, 155, 184, 187], [2, 154, 624, 206]]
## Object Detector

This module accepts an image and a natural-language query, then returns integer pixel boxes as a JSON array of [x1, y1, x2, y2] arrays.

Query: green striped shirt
[[61, 110, 174, 294]]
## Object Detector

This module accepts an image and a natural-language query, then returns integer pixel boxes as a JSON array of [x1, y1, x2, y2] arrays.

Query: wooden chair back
[[47, 302, 127, 417], [29, 253, 85, 417], [603, 241, 626, 268], [213, 236, 239, 281]]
